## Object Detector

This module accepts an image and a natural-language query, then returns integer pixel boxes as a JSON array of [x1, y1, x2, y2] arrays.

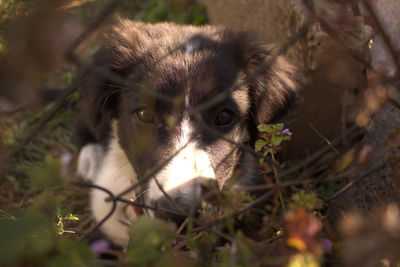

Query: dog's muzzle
[[147, 142, 217, 225]]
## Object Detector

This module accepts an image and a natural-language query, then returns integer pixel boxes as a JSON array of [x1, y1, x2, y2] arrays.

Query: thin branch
[[114, 197, 184, 217], [113, 136, 195, 199], [4, 0, 120, 160], [308, 123, 341, 156], [193, 190, 275, 232], [301, 0, 371, 68], [280, 124, 361, 177], [153, 177, 189, 217], [388, 95, 400, 110], [260, 234, 283, 244], [242, 168, 357, 192], [66, 0, 120, 63], [5, 79, 80, 159], [324, 162, 385, 202]]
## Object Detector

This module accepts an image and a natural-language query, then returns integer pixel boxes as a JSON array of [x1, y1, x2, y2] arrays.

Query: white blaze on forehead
[[176, 116, 191, 150], [148, 117, 216, 201]]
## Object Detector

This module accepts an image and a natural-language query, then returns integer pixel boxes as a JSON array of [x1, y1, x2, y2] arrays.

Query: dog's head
[[82, 19, 299, 222]]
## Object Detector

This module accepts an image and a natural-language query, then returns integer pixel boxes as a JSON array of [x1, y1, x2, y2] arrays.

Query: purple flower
[[90, 239, 110, 257], [320, 238, 333, 251], [282, 128, 292, 136]]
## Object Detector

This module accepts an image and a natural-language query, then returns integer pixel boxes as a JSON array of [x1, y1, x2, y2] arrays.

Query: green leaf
[[0, 214, 54, 265], [64, 214, 79, 221], [48, 239, 93, 267], [289, 190, 323, 211], [255, 139, 267, 152], [275, 123, 284, 130], [257, 124, 273, 133], [57, 221, 64, 235], [271, 135, 283, 146], [28, 156, 63, 189], [127, 217, 177, 266]]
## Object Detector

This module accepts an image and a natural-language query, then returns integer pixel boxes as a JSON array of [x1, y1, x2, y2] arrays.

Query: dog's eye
[[136, 107, 154, 123], [215, 109, 236, 126]]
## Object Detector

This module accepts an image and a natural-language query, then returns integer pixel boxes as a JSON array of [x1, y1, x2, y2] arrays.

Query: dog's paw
[[77, 143, 104, 181]]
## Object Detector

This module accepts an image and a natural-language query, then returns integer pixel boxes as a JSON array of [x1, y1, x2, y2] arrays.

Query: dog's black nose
[[153, 201, 195, 227], [151, 178, 219, 227]]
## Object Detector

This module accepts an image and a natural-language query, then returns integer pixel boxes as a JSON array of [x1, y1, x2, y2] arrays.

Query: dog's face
[[117, 46, 251, 217], [82, 19, 298, 224]]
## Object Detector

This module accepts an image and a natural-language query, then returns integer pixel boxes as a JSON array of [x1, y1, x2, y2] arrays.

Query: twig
[[5, 79, 80, 159], [388, 95, 400, 110], [324, 162, 385, 202], [241, 168, 356, 192], [66, 0, 120, 63], [280, 124, 361, 177], [176, 218, 189, 235], [171, 232, 205, 252], [213, 229, 234, 242], [4, 0, 120, 160], [75, 182, 117, 241], [308, 123, 341, 156], [193, 190, 275, 232], [301, 0, 371, 69], [260, 234, 283, 244], [154, 177, 189, 217], [113, 197, 184, 217], [270, 151, 286, 212], [113, 136, 195, 199]]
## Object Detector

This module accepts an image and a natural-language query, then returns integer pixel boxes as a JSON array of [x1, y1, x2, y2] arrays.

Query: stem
[[270, 151, 286, 212]]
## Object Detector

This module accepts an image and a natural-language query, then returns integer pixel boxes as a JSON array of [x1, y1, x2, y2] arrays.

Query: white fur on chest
[[89, 130, 139, 247]]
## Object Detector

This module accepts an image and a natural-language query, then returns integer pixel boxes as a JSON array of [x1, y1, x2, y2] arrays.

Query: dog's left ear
[[235, 33, 300, 125]]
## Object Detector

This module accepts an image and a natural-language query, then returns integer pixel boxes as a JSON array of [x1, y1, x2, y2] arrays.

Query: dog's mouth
[[141, 178, 220, 227], [124, 186, 188, 226], [130, 203, 145, 217]]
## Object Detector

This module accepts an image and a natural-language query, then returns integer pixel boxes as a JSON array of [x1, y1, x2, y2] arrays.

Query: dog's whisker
[[104, 83, 121, 89], [130, 189, 149, 202]]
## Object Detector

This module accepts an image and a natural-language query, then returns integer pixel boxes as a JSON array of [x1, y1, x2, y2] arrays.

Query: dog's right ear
[[80, 19, 141, 125], [233, 32, 301, 125]]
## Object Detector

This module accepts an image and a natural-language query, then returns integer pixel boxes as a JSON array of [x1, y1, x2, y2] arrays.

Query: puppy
[[76, 18, 299, 247]]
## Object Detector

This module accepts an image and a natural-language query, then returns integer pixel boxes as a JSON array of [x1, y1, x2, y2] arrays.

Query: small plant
[[255, 123, 292, 211], [127, 216, 177, 266], [56, 208, 79, 235], [255, 123, 292, 164], [289, 190, 323, 211]]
